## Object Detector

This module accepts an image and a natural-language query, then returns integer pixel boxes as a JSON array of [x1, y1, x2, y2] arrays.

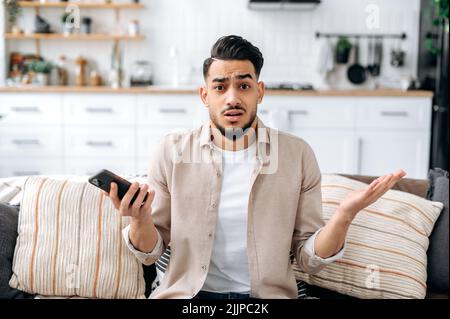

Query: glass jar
[[130, 61, 153, 86]]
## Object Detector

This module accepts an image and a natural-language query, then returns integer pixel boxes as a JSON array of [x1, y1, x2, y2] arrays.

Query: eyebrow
[[212, 73, 254, 83]]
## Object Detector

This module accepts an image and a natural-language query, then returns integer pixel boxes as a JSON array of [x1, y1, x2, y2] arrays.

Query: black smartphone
[[88, 169, 148, 206]]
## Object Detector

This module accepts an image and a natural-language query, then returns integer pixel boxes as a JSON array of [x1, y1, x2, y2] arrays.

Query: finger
[[386, 170, 406, 189], [139, 189, 156, 214], [131, 184, 149, 211], [120, 182, 140, 211], [109, 182, 121, 209], [368, 176, 384, 189]]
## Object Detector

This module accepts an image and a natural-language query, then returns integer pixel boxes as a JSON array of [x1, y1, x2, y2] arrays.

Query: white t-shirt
[[201, 141, 258, 293]]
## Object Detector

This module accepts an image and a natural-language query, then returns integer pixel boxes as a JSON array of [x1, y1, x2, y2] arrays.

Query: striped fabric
[[293, 174, 444, 299], [9, 176, 146, 299], [0, 179, 22, 204]]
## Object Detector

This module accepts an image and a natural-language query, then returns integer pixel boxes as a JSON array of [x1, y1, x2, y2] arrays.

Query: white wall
[[3, 0, 421, 88]]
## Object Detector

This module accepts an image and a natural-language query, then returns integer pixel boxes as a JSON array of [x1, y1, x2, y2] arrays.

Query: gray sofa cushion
[[427, 168, 449, 294], [0, 203, 34, 299]]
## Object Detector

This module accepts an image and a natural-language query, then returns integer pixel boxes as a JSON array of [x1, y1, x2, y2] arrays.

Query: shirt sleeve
[[303, 228, 346, 264], [122, 224, 164, 265], [291, 141, 340, 275]]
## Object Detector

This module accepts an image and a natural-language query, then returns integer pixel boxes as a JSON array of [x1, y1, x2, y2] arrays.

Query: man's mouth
[[223, 109, 245, 123]]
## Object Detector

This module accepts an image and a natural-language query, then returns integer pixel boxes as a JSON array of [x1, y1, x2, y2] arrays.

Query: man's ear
[[257, 81, 265, 104], [199, 85, 209, 108]]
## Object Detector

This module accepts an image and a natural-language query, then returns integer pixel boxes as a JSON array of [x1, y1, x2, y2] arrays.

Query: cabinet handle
[[158, 108, 187, 114], [12, 139, 41, 145], [380, 111, 408, 117], [13, 171, 40, 176], [288, 110, 309, 116], [85, 107, 114, 113], [86, 141, 113, 147], [11, 106, 40, 113]]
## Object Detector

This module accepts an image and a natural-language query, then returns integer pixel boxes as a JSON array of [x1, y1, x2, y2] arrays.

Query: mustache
[[221, 105, 246, 114]]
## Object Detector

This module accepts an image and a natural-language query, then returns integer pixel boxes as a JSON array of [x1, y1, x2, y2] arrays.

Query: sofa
[[0, 170, 448, 299]]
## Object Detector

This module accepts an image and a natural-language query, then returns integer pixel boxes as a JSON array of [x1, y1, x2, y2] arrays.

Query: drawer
[[0, 94, 62, 124], [136, 126, 189, 159], [64, 126, 135, 157], [63, 94, 135, 125], [0, 158, 64, 177], [259, 97, 356, 129], [64, 158, 136, 176], [0, 125, 63, 157], [356, 97, 432, 130], [136, 95, 204, 127]]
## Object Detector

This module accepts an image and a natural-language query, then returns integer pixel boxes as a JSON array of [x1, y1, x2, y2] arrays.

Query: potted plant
[[3, 0, 22, 33], [29, 60, 53, 86], [335, 36, 352, 64], [425, 0, 449, 55]]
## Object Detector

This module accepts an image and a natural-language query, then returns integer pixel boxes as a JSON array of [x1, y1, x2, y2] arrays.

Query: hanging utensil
[[372, 37, 383, 77], [347, 38, 367, 85]]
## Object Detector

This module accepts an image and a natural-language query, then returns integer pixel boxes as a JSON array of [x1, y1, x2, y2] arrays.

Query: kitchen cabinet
[[0, 92, 433, 179], [292, 129, 357, 174], [356, 131, 430, 179]]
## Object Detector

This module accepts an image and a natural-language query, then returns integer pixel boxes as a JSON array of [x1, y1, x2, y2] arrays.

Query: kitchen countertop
[[0, 86, 434, 97]]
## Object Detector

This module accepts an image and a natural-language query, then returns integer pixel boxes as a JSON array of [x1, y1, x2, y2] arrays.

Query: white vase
[[35, 73, 49, 86]]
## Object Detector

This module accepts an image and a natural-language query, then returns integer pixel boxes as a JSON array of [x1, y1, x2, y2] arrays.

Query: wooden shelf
[[5, 33, 145, 41], [17, 1, 144, 9]]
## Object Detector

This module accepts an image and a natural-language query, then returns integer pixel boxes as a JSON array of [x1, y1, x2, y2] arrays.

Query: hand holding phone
[[88, 169, 155, 219]]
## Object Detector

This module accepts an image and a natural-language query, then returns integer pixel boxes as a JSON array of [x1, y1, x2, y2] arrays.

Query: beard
[[210, 106, 257, 141]]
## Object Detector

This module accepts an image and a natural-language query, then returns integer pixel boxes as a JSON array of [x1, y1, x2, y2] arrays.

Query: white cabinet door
[[0, 125, 63, 157], [137, 95, 206, 128], [63, 94, 135, 125], [137, 126, 190, 159], [259, 96, 356, 131], [0, 94, 62, 124], [356, 131, 431, 179], [291, 129, 357, 174], [0, 158, 64, 177], [64, 158, 136, 176], [64, 126, 135, 158], [356, 97, 432, 130]]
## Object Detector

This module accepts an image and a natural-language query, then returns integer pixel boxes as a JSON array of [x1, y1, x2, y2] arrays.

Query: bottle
[[57, 55, 68, 86], [90, 70, 102, 86], [75, 56, 87, 86], [128, 20, 139, 37]]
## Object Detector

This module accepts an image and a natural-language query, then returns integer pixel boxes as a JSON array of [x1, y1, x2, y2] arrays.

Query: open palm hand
[[338, 169, 407, 221]]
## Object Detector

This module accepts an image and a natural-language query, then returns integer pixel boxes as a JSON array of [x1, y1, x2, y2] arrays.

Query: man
[[104, 35, 406, 299]]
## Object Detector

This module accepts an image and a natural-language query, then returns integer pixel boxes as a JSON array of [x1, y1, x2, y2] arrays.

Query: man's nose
[[224, 88, 241, 107]]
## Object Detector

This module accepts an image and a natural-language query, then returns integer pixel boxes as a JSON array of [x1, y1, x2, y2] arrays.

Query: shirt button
[[216, 171, 221, 178], [211, 202, 217, 208], [208, 233, 213, 238], [201, 265, 207, 271]]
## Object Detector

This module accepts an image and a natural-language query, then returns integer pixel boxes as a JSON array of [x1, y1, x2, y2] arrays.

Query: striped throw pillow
[[9, 176, 146, 299], [293, 174, 444, 299]]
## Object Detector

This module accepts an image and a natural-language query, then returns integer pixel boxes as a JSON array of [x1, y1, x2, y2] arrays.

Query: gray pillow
[[0, 204, 34, 299], [427, 168, 449, 293]]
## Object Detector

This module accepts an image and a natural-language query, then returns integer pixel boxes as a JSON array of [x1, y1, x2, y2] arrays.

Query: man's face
[[200, 59, 264, 139]]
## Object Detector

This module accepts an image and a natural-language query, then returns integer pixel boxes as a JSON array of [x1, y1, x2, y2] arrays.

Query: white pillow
[[9, 176, 148, 299], [293, 174, 444, 299]]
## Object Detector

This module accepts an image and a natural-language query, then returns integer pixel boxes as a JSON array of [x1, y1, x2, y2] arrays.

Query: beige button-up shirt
[[124, 117, 340, 298]]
